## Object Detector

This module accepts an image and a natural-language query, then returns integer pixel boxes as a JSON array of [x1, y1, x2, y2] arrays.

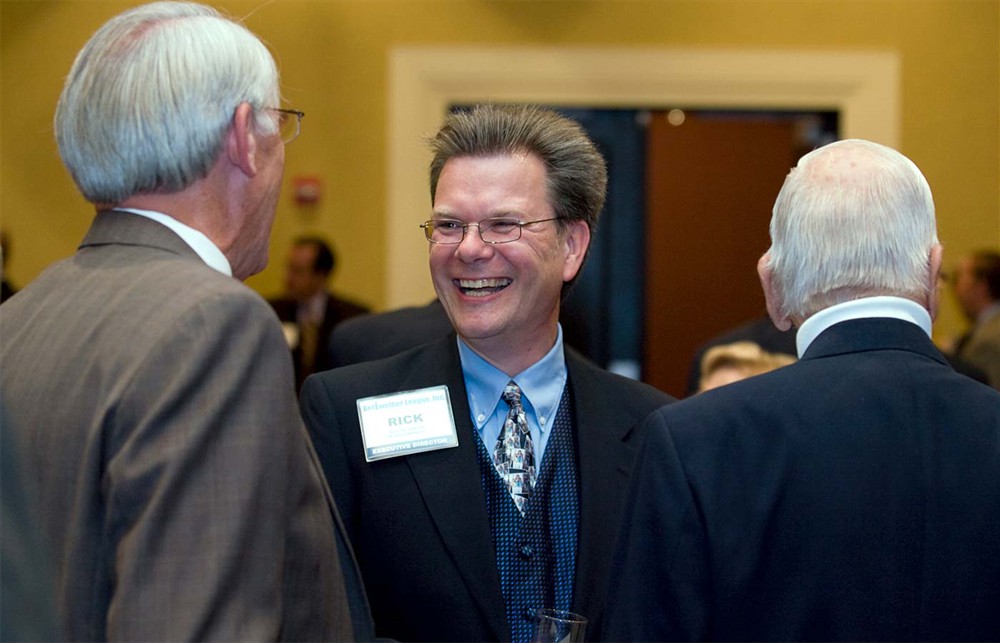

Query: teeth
[[456, 278, 512, 296], [458, 278, 511, 289]]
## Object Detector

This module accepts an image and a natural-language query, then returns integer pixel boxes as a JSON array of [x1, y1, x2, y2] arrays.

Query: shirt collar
[[299, 291, 328, 324], [796, 296, 932, 357], [116, 208, 232, 276], [457, 324, 568, 433]]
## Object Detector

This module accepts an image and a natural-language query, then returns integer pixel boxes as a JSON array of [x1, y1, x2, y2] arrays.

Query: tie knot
[[502, 380, 522, 407]]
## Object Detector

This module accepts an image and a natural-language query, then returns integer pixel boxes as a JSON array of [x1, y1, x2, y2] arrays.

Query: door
[[644, 111, 800, 397]]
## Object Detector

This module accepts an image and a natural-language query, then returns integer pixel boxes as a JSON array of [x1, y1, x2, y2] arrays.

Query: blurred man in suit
[[950, 249, 1000, 389], [302, 105, 672, 642], [270, 236, 370, 388], [0, 3, 370, 639], [604, 139, 1000, 641]]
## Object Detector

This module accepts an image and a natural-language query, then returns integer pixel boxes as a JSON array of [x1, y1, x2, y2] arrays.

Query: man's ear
[[758, 252, 792, 331], [226, 102, 258, 177], [927, 243, 944, 321], [561, 219, 591, 283]]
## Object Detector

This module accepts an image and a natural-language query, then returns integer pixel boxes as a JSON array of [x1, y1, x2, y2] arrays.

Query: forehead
[[289, 244, 318, 264], [434, 153, 550, 212]]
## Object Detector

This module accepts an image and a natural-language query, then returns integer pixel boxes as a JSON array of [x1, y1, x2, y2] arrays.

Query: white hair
[[55, 1, 280, 204], [767, 139, 939, 320]]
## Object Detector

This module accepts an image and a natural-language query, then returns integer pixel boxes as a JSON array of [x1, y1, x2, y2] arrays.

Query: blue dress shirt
[[458, 325, 569, 467]]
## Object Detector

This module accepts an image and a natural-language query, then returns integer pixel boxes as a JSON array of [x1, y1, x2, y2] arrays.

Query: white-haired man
[[0, 3, 370, 640], [603, 139, 1000, 641]]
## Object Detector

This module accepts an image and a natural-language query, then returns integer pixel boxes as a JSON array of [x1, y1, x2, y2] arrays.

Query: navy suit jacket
[[301, 335, 672, 641], [604, 318, 1000, 641]]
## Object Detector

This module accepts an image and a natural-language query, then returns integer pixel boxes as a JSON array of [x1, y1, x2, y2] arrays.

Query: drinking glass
[[530, 608, 587, 643]]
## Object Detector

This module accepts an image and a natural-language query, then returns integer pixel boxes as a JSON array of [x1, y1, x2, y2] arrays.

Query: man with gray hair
[[603, 139, 1000, 641], [0, 2, 370, 640], [302, 104, 672, 642]]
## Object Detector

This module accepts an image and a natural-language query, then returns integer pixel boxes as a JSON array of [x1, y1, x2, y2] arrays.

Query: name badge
[[357, 385, 459, 462]]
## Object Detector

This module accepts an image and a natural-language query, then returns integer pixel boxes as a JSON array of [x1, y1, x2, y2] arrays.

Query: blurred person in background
[[697, 340, 796, 392], [948, 249, 1000, 389], [1, 229, 17, 303], [270, 236, 370, 389]]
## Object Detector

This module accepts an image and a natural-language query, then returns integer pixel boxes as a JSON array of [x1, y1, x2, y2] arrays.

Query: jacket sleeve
[[300, 370, 361, 545]]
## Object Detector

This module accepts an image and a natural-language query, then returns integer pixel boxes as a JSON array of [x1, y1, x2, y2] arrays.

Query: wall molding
[[387, 46, 899, 307]]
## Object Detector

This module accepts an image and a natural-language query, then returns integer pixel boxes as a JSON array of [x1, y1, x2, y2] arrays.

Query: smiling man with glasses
[[302, 104, 673, 643]]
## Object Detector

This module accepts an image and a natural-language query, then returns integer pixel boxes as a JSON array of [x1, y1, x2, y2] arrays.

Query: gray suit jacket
[[0, 211, 371, 641]]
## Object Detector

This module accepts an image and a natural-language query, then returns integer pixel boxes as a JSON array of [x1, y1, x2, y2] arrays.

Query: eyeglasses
[[269, 108, 305, 144], [420, 216, 561, 245]]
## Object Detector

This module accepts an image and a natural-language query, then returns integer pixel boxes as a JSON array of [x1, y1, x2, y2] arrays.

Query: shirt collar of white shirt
[[115, 207, 232, 277], [299, 291, 329, 325], [796, 296, 932, 358]]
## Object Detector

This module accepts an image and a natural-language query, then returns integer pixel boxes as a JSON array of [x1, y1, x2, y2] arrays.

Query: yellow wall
[[2, 0, 998, 340]]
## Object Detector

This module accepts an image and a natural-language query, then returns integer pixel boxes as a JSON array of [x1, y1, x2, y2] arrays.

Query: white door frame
[[386, 46, 899, 307]]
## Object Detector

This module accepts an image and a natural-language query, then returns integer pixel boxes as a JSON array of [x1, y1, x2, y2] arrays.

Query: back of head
[[427, 104, 607, 236], [55, 1, 280, 205], [767, 139, 939, 320]]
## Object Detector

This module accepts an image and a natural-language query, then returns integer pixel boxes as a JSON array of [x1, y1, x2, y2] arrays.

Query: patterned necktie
[[494, 380, 536, 515]]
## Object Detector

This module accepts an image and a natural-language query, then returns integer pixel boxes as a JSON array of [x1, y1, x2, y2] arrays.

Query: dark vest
[[475, 387, 579, 643]]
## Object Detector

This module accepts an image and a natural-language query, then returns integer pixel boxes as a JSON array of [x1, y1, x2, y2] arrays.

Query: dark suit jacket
[[301, 336, 673, 641], [328, 299, 453, 367], [604, 318, 1000, 641], [271, 292, 370, 388], [0, 211, 371, 641]]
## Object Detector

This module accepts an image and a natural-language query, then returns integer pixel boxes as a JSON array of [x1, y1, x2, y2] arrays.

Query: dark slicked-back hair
[[427, 104, 607, 236], [971, 250, 1000, 301], [294, 236, 335, 276]]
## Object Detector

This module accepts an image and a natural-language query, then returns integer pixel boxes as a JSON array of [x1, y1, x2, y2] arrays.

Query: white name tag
[[357, 385, 459, 462]]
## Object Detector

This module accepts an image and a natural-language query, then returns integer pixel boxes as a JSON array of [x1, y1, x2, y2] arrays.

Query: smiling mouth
[[456, 278, 511, 297]]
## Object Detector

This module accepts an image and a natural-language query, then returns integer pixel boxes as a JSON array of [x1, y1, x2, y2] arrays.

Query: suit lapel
[[399, 338, 508, 640], [566, 353, 640, 622]]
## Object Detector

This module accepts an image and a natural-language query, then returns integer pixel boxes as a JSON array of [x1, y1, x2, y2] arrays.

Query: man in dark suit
[[270, 236, 370, 388], [302, 105, 673, 642], [0, 3, 370, 640], [603, 139, 1000, 641]]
